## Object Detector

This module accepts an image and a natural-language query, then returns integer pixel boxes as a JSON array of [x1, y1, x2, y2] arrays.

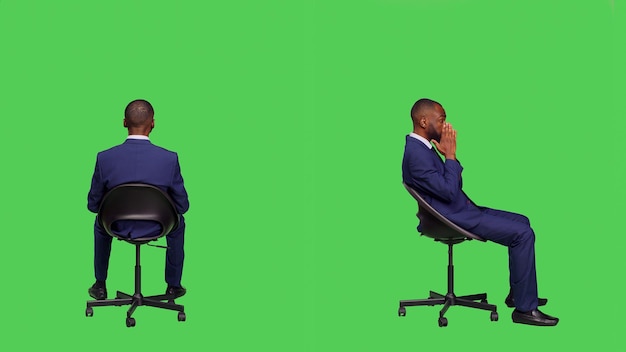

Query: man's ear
[[123, 119, 128, 128]]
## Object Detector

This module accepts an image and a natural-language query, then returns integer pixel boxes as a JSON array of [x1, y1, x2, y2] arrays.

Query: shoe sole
[[512, 318, 558, 326]]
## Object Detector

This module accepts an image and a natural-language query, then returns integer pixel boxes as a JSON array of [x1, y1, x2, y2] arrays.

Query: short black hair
[[410, 98, 441, 122], [124, 99, 154, 127]]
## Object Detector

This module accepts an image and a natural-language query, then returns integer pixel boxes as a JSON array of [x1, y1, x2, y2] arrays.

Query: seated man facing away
[[401, 98, 558, 326], [87, 99, 189, 300]]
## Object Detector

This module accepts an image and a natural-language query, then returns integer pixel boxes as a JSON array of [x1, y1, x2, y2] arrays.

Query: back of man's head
[[124, 99, 154, 128], [410, 98, 440, 123]]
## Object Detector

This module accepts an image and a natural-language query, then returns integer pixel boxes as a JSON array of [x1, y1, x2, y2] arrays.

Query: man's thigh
[[479, 207, 530, 225], [470, 212, 533, 247]]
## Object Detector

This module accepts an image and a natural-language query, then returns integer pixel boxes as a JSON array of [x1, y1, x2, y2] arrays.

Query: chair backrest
[[402, 182, 485, 242], [97, 183, 179, 243]]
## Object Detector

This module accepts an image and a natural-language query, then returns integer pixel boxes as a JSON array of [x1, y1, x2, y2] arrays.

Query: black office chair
[[85, 183, 186, 327], [398, 182, 497, 327]]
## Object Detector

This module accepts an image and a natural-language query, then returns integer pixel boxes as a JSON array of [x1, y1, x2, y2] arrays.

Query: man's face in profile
[[426, 104, 447, 142]]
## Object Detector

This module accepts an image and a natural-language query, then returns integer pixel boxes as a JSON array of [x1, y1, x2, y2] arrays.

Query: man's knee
[[518, 227, 535, 244], [520, 214, 531, 225]]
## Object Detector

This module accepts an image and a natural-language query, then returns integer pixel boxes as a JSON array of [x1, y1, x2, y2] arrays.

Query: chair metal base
[[399, 291, 498, 327], [85, 244, 185, 327], [398, 242, 498, 327], [86, 292, 185, 327]]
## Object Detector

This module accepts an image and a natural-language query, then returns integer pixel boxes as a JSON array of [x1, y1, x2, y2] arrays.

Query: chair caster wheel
[[178, 312, 186, 322], [490, 311, 499, 321], [85, 307, 93, 317], [398, 307, 406, 317], [438, 317, 448, 327], [126, 317, 136, 327]]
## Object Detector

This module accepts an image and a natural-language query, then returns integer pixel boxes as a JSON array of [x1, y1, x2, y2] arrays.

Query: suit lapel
[[430, 146, 445, 172]]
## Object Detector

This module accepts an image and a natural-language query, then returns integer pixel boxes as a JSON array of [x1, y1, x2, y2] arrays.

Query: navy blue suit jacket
[[402, 135, 482, 230], [87, 138, 189, 238]]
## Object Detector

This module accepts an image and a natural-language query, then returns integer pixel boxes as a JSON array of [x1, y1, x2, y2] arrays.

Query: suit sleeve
[[406, 152, 464, 204], [87, 155, 105, 213], [170, 154, 190, 214]]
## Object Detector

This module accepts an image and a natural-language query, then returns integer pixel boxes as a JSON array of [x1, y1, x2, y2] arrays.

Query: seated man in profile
[[401, 98, 558, 326], [87, 99, 189, 300]]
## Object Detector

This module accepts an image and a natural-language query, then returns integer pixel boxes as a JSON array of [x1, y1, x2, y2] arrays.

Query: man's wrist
[[446, 154, 457, 161]]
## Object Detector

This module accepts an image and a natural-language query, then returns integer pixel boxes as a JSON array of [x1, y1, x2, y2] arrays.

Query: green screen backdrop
[[0, 0, 623, 350]]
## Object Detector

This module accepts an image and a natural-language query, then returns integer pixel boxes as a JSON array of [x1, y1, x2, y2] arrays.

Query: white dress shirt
[[126, 135, 150, 140], [409, 132, 432, 149]]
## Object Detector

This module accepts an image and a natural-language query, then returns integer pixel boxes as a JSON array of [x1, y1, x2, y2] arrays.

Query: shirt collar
[[409, 132, 432, 149], [126, 135, 150, 141]]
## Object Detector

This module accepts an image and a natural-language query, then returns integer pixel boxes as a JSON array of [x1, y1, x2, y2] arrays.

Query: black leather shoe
[[88, 282, 107, 300], [512, 309, 559, 326], [505, 294, 548, 308], [166, 286, 186, 298]]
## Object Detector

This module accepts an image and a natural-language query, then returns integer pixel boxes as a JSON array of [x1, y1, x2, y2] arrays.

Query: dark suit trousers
[[94, 218, 186, 287], [468, 208, 539, 312]]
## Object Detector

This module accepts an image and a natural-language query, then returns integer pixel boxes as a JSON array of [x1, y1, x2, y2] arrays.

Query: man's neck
[[127, 131, 150, 137], [413, 129, 429, 140], [410, 131, 432, 149]]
